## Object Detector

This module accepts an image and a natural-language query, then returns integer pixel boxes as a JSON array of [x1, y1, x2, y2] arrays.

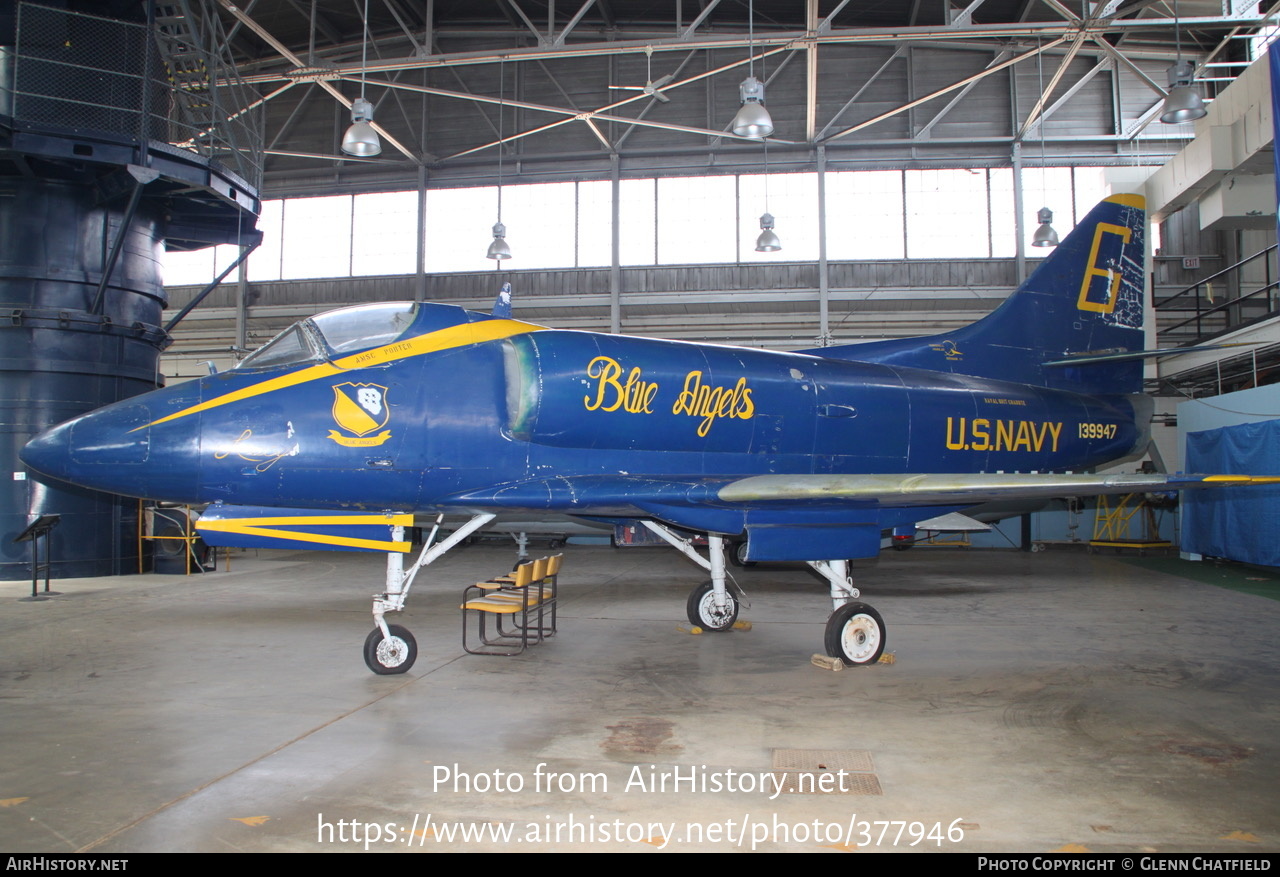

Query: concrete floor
[[1, 542, 1277, 853]]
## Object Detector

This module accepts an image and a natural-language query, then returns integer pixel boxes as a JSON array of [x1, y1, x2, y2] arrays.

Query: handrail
[[1156, 243, 1279, 343], [1160, 280, 1280, 336], [1155, 244, 1277, 309]]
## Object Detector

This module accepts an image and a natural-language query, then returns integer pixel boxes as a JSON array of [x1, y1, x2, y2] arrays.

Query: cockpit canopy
[[236, 302, 417, 370]]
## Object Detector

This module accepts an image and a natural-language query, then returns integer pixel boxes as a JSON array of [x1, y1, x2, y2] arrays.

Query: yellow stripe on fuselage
[[138, 318, 544, 431]]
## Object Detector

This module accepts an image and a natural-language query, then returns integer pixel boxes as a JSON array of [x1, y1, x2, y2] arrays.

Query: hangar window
[[164, 165, 1126, 286], [281, 195, 353, 279]]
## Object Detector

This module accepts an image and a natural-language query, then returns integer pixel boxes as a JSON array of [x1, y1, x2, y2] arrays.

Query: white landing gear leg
[[808, 559, 885, 667], [640, 522, 741, 631], [363, 513, 497, 675]]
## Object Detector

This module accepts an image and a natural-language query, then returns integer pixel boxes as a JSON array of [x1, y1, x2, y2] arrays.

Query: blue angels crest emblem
[[329, 382, 392, 446]]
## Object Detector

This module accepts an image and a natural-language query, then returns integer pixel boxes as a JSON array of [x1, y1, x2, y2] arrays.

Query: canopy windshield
[[236, 303, 417, 370], [311, 303, 416, 356]]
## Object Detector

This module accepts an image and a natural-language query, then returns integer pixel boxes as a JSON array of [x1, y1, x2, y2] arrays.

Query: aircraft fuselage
[[22, 314, 1146, 526]]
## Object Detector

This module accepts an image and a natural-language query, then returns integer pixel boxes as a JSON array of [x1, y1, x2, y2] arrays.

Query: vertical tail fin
[[809, 194, 1147, 395], [491, 282, 513, 319]]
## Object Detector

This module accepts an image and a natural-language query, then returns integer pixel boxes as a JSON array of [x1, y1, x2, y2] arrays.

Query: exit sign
[[1183, 256, 1201, 269]]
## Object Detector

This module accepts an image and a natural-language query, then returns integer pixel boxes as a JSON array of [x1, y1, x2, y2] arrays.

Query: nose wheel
[[687, 580, 739, 631], [824, 602, 885, 666], [363, 624, 418, 674]]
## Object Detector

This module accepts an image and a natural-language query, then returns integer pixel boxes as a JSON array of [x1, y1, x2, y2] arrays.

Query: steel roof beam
[[552, 0, 597, 47], [216, 0, 420, 161], [822, 37, 1069, 143], [231, 15, 1266, 83], [914, 47, 1015, 140]]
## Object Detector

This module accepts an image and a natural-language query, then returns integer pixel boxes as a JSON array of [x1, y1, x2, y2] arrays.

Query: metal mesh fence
[[9, 1, 262, 189]]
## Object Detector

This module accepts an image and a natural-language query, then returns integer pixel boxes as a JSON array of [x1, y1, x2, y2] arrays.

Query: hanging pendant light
[[341, 0, 381, 156], [1161, 0, 1207, 124], [731, 0, 773, 139], [755, 213, 781, 252], [1031, 207, 1059, 248], [486, 221, 512, 260], [486, 60, 511, 261], [1161, 60, 1207, 124], [341, 98, 380, 156]]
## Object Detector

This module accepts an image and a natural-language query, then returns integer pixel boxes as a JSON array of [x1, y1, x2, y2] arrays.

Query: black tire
[[727, 540, 756, 568], [363, 624, 418, 675], [891, 539, 914, 551], [824, 602, 886, 667], [686, 580, 738, 631]]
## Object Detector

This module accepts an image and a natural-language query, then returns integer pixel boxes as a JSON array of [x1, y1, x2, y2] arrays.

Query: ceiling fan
[[609, 46, 673, 103]]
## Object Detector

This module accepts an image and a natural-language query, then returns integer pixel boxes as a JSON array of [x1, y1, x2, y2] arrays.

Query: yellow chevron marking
[[137, 318, 544, 430], [197, 513, 414, 552]]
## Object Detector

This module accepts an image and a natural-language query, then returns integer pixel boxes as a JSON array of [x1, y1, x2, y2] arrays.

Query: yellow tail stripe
[[138, 318, 543, 431], [1104, 193, 1145, 209]]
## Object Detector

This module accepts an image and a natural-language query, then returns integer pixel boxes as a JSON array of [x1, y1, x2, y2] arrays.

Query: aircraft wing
[[194, 473, 1278, 560], [450, 471, 1279, 512], [715, 472, 1280, 506], [448, 471, 1279, 562]]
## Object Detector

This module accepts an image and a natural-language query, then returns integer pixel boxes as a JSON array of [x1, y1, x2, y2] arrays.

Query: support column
[[415, 165, 428, 303], [1012, 142, 1027, 284], [817, 146, 830, 346], [610, 154, 621, 334]]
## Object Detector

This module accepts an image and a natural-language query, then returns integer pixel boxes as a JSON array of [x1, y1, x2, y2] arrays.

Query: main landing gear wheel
[[824, 602, 886, 667], [727, 541, 756, 568], [686, 580, 739, 631], [363, 624, 418, 675]]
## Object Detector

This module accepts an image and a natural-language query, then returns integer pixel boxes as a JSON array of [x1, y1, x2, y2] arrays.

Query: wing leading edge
[[716, 472, 1280, 506]]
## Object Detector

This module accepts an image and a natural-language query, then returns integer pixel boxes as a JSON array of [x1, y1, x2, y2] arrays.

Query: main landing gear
[[640, 523, 742, 633], [641, 523, 886, 666], [364, 513, 497, 675]]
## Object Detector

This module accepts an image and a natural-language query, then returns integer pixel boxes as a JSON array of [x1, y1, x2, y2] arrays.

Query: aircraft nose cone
[[22, 383, 205, 503], [22, 401, 156, 494], [20, 420, 72, 481]]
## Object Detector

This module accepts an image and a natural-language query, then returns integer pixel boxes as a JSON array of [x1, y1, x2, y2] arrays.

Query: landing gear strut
[[640, 523, 744, 633], [363, 514, 497, 675]]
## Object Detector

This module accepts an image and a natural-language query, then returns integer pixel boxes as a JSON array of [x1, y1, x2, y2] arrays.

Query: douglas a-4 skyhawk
[[22, 195, 1276, 673]]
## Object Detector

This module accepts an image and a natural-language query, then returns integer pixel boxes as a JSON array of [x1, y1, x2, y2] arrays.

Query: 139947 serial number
[[1078, 422, 1117, 440]]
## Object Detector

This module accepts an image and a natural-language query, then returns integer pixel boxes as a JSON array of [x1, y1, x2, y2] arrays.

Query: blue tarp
[[1183, 419, 1280, 565]]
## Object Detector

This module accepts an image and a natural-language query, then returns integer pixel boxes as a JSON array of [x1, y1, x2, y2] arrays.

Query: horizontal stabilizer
[[196, 504, 414, 553], [1041, 342, 1257, 367]]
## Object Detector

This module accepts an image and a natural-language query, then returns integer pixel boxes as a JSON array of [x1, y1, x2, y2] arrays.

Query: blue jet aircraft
[[21, 194, 1277, 674]]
